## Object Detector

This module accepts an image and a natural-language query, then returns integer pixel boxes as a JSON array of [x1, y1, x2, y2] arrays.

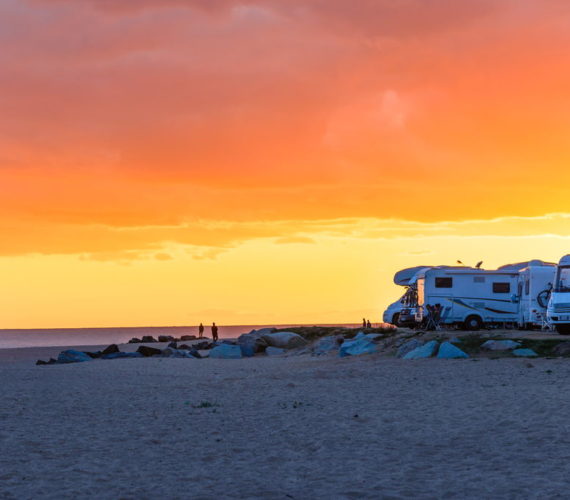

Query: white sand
[[1, 344, 570, 499]]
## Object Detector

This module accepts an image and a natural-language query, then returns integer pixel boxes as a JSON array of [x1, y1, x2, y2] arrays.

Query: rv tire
[[463, 315, 483, 331], [391, 313, 400, 326], [555, 324, 570, 335]]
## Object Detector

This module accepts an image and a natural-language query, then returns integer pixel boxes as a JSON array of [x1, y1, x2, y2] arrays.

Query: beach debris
[[437, 341, 469, 359], [136, 346, 162, 357], [141, 336, 158, 343], [209, 344, 243, 359], [266, 347, 286, 356], [513, 348, 538, 358], [552, 342, 570, 356], [57, 350, 93, 364], [261, 332, 308, 349], [396, 339, 424, 358], [402, 340, 439, 360], [102, 352, 144, 360], [312, 336, 341, 356], [480, 340, 521, 351], [339, 333, 378, 357]]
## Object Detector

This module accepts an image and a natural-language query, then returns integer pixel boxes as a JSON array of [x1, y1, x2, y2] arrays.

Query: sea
[[0, 324, 361, 349]]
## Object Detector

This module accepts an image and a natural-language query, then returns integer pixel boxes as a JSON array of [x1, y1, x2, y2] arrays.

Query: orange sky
[[1, 0, 569, 327]]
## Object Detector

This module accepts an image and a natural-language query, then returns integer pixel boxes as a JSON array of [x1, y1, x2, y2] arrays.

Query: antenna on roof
[[475, 261, 483, 269], [457, 260, 464, 266]]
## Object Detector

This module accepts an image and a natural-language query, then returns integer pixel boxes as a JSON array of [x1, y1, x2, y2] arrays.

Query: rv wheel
[[463, 315, 483, 331], [391, 313, 400, 326], [555, 324, 570, 335]]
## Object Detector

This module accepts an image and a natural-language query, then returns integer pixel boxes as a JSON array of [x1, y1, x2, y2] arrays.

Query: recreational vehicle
[[516, 262, 555, 329], [412, 267, 521, 330], [547, 255, 570, 334]]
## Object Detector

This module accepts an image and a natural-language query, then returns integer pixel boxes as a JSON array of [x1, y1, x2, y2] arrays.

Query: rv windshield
[[401, 286, 418, 307], [555, 266, 570, 293]]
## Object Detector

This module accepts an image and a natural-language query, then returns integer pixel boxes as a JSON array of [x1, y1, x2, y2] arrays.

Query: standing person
[[198, 323, 204, 338], [362, 318, 366, 328], [366, 319, 371, 329], [211, 322, 219, 342]]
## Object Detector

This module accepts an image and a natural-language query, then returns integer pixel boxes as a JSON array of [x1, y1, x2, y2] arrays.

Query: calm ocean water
[[0, 324, 360, 349]]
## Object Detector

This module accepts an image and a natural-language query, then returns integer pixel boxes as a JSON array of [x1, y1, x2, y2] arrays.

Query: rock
[[481, 340, 521, 351], [158, 335, 175, 343], [194, 341, 213, 350], [136, 345, 162, 357], [141, 336, 158, 343], [437, 342, 469, 359], [167, 341, 178, 349], [161, 348, 197, 358], [181, 335, 197, 341], [84, 351, 102, 359], [128, 338, 141, 344], [396, 339, 424, 358], [513, 348, 538, 358], [178, 344, 190, 350], [553, 342, 570, 356], [449, 337, 462, 344], [312, 336, 341, 356], [261, 332, 307, 349], [238, 331, 269, 357], [102, 352, 144, 360], [57, 350, 93, 364], [36, 359, 47, 365], [266, 347, 286, 356], [248, 327, 276, 335], [339, 337, 378, 357], [101, 344, 120, 356], [209, 344, 242, 359], [198, 349, 210, 358], [403, 340, 439, 360]]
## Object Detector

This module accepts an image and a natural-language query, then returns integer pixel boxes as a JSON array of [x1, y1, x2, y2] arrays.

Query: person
[[198, 323, 204, 339], [366, 319, 371, 329], [362, 318, 367, 328], [211, 322, 219, 342]]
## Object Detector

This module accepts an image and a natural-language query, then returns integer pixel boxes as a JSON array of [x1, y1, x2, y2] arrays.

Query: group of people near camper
[[198, 322, 219, 341]]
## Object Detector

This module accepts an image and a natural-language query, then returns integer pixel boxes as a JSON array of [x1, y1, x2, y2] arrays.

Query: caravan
[[547, 255, 570, 334]]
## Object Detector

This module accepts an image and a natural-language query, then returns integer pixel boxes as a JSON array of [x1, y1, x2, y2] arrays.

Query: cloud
[[274, 236, 316, 245]]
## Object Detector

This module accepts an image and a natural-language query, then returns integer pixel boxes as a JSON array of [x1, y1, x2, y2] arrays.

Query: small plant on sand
[[193, 401, 219, 409]]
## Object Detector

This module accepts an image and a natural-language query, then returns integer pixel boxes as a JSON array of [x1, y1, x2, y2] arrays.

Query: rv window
[[435, 277, 453, 288], [525, 280, 530, 295], [493, 282, 510, 293]]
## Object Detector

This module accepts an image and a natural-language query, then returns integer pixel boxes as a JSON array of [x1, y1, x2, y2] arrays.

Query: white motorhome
[[547, 254, 570, 334], [382, 266, 429, 325], [516, 262, 556, 329], [412, 267, 521, 330]]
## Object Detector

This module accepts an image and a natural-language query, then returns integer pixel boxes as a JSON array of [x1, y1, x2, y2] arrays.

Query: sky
[[1, 0, 570, 328]]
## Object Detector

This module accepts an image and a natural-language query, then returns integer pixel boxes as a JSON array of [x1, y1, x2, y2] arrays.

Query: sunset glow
[[1, 0, 570, 327]]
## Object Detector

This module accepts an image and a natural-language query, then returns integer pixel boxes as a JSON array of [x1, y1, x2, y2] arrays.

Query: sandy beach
[[2, 341, 570, 499]]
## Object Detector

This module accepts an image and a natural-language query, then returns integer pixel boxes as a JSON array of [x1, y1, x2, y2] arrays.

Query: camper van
[[547, 255, 570, 334], [517, 262, 556, 329], [412, 267, 521, 330]]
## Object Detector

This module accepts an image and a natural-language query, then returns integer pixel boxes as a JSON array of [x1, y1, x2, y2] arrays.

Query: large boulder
[[481, 340, 520, 351], [403, 340, 439, 360], [128, 338, 141, 344], [102, 352, 144, 360], [141, 336, 158, 343], [158, 335, 175, 343], [209, 344, 242, 359], [437, 342, 469, 359], [101, 344, 120, 356], [261, 332, 307, 349], [396, 339, 424, 358], [237, 331, 269, 357], [513, 348, 538, 358], [161, 348, 197, 358], [181, 335, 197, 341], [312, 336, 341, 356], [553, 342, 570, 356], [57, 350, 93, 364], [137, 345, 162, 357], [339, 337, 377, 357]]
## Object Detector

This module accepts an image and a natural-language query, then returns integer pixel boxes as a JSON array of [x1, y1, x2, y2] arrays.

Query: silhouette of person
[[366, 319, 371, 329], [362, 318, 367, 328], [211, 322, 219, 342], [198, 323, 204, 338]]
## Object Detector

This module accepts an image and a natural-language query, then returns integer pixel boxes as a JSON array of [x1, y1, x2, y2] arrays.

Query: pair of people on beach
[[198, 322, 218, 342], [362, 318, 372, 329]]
